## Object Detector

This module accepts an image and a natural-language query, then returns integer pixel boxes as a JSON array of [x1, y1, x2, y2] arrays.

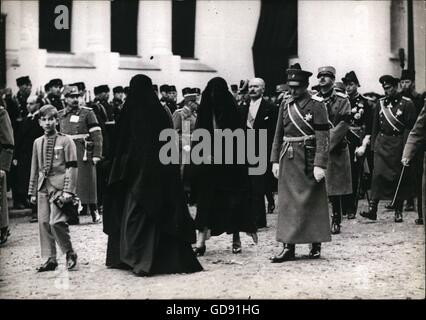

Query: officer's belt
[[349, 126, 362, 130], [283, 135, 315, 143], [68, 134, 88, 140]]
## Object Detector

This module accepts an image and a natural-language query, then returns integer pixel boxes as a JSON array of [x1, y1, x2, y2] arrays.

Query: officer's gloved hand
[[313, 166, 326, 182], [355, 145, 366, 157], [30, 196, 37, 204], [272, 163, 279, 179], [92, 157, 101, 165], [401, 158, 410, 167]]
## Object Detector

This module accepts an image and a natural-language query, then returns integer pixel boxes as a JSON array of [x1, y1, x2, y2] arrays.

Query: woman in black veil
[[193, 77, 257, 256], [103, 74, 202, 276]]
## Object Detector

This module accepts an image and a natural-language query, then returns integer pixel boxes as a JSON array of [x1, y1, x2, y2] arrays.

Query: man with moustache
[[58, 85, 103, 224], [314, 66, 352, 235], [341, 71, 374, 219], [44, 79, 65, 111], [11, 95, 44, 220], [270, 68, 330, 262], [361, 75, 417, 223], [238, 77, 278, 231]]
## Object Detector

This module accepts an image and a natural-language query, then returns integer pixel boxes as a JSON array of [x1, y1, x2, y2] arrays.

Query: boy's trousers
[[38, 180, 73, 259]]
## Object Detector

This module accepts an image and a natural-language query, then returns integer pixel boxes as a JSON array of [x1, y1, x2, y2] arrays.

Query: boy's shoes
[[91, 210, 101, 223], [66, 251, 78, 270], [37, 258, 58, 272], [29, 216, 38, 223], [0, 227, 10, 245]]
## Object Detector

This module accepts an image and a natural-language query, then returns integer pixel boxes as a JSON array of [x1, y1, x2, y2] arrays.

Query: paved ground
[[0, 199, 424, 299]]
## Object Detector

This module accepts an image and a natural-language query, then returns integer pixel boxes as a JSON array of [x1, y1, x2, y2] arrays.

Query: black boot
[[309, 243, 321, 259], [404, 199, 415, 211], [360, 200, 377, 220], [394, 209, 403, 223], [270, 244, 295, 263], [331, 215, 341, 235]]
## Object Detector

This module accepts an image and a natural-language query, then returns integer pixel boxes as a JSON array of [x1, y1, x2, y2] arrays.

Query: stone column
[[138, 0, 172, 57], [71, 0, 89, 53], [85, 0, 111, 52], [20, 0, 39, 50], [1, 0, 21, 51]]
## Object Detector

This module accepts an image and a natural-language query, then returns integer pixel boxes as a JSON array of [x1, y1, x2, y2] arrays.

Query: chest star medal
[[304, 113, 313, 121], [396, 109, 403, 116]]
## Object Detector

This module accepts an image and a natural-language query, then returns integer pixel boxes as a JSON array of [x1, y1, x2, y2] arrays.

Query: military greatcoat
[[58, 106, 102, 204]]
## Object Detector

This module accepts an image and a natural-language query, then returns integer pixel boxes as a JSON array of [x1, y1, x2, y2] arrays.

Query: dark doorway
[[252, 0, 298, 95], [1, 14, 6, 88], [39, 0, 72, 52], [111, 0, 139, 55], [172, 0, 196, 58]]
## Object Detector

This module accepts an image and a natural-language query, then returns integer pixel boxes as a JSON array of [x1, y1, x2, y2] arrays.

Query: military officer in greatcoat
[[402, 102, 426, 225], [0, 106, 14, 244], [360, 75, 417, 223], [172, 88, 198, 204], [3, 76, 32, 209], [314, 66, 352, 235], [58, 85, 103, 223], [270, 68, 330, 262], [341, 71, 374, 219]]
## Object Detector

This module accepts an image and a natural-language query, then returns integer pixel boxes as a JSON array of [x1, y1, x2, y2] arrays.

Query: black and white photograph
[[0, 0, 425, 305]]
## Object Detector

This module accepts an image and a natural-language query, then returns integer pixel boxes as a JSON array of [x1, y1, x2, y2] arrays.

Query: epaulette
[[311, 95, 324, 102], [335, 91, 348, 99], [57, 132, 65, 136], [0, 105, 4, 110], [379, 97, 386, 101], [82, 106, 93, 110], [401, 96, 412, 101]]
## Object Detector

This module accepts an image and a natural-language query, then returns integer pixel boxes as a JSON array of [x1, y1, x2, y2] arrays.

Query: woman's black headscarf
[[104, 74, 194, 242], [195, 77, 242, 132]]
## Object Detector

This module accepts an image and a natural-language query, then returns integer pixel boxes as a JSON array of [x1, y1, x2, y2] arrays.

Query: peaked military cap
[[113, 86, 124, 94], [342, 71, 360, 86], [168, 85, 177, 92], [94, 85, 110, 95], [317, 66, 336, 78], [379, 75, 399, 87], [182, 87, 192, 96], [160, 84, 169, 92], [287, 69, 313, 86], [192, 88, 201, 95], [16, 76, 32, 87], [49, 78, 63, 88], [72, 82, 86, 92], [63, 85, 80, 97]]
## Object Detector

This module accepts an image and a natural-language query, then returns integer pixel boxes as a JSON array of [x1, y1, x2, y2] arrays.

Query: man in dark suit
[[238, 77, 278, 229]]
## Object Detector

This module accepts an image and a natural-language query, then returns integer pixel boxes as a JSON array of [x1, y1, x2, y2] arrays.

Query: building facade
[[2, 0, 425, 97]]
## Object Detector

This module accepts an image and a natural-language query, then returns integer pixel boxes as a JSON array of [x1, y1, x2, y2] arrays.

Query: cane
[[390, 165, 406, 208]]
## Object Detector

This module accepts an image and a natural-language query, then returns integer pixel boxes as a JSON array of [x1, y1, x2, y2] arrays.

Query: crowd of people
[[0, 62, 424, 276]]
